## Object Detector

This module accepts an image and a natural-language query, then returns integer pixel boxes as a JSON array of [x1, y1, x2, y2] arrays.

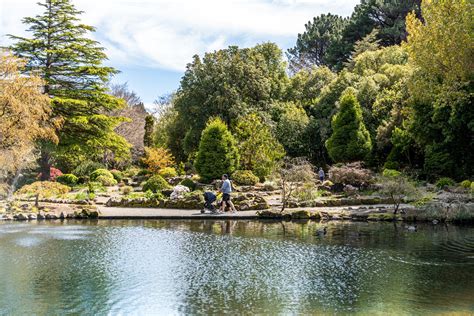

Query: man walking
[[219, 174, 237, 213]]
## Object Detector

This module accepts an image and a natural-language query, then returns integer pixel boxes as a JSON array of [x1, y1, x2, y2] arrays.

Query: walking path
[[98, 207, 260, 219], [98, 204, 412, 220]]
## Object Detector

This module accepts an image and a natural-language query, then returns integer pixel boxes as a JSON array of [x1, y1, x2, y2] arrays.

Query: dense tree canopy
[[404, 0, 474, 179], [290, 0, 422, 71], [234, 113, 284, 180], [172, 43, 288, 160], [287, 14, 347, 71]]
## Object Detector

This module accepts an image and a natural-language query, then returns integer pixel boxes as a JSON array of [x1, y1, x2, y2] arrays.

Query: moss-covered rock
[[256, 210, 283, 218], [291, 210, 311, 219], [367, 213, 402, 221]]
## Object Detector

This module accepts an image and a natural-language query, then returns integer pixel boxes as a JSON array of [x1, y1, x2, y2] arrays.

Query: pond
[[0, 219, 473, 315]]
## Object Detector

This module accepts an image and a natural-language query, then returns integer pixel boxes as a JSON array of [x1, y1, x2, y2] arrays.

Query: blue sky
[[0, 0, 359, 106]]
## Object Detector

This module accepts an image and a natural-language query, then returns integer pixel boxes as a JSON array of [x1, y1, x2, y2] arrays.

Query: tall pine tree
[[9, 0, 130, 177]]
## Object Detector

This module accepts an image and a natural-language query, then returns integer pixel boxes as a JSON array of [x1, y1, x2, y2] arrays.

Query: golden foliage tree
[[0, 52, 57, 196], [142, 147, 175, 174]]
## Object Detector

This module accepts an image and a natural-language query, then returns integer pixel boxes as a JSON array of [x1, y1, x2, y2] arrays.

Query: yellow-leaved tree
[[142, 147, 175, 174], [0, 52, 58, 197]]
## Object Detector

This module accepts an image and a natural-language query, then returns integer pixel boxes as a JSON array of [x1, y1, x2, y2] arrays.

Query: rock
[[165, 192, 204, 209], [161, 189, 173, 197], [1, 214, 12, 220], [343, 184, 358, 196], [28, 214, 37, 220], [21, 204, 29, 210], [170, 185, 190, 200], [59, 212, 65, 219], [256, 210, 283, 218], [37, 212, 45, 220], [291, 210, 311, 219], [432, 219, 439, 225], [14, 213, 29, 221], [45, 213, 58, 220]]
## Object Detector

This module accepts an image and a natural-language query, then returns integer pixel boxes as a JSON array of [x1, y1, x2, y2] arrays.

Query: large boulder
[[233, 193, 269, 211], [165, 192, 204, 209], [170, 185, 190, 200]]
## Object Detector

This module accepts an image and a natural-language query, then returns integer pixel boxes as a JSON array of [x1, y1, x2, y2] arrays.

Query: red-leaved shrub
[[328, 162, 373, 187]]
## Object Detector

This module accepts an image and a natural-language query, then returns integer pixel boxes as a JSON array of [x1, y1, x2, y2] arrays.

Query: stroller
[[201, 191, 220, 214]]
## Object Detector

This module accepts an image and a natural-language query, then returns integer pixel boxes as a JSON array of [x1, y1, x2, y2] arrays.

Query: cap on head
[[222, 174, 229, 179]]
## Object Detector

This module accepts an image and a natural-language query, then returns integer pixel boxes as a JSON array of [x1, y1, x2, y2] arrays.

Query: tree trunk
[[39, 149, 51, 181]]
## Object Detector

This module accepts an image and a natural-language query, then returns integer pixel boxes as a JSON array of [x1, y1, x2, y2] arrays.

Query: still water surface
[[0, 220, 473, 315]]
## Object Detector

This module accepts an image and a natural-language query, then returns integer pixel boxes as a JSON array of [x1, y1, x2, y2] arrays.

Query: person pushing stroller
[[218, 174, 237, 213]]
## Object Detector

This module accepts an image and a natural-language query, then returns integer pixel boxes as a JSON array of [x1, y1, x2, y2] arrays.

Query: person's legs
[[220, 194, 230, 213], [226, 194, 237, 213]]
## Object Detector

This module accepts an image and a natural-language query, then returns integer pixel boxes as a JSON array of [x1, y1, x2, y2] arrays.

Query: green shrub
[[382, 169, 401, 177], [232, 170, 259, 185], [142, 175, 170, 193], [180, 178, 197, 191], [56, 174, 78, 186], [95, 175, 117, 186], [73, 161, 105, 177], [435, 177, 455, 189], [460, 180, 471, 189], [86, 182, 106, 193], [74, 192, 95, 201], [123, 166, 141, 177], [158, 167, 177, 178], [121, 186, 133, 195], [90, 169, 114, 181], [471, 182, 474, 192], [110, 170, 123, 182], [16, 181, 71, 198], [137, 169, 151, 176], [195, 117, 240, 182], [383, 160, 400, 171], [325, 89, 372, 162]]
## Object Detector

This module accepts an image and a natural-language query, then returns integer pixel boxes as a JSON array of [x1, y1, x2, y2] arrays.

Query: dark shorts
[[221, 193, 231, 206]]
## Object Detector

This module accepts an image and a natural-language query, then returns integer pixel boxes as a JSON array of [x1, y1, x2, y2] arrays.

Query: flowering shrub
[[37, 167, 63, 181]]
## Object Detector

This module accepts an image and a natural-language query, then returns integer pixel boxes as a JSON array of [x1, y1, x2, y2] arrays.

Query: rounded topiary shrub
[[232, 170, 259, 185], [180, 178, 197, 191], [460, 180, 471, 189], [56, 174, 78, 186], [435, 177, 455, 189], [90, 169, 114, 181], [325, 89, 372, 163], [73, 161, 106, 177], [95, 175, 118, 187], [110, 170, 123, 182], [158, 167, 178, 179], [142, 175, 170, 193], [194, 117, 239, 182]]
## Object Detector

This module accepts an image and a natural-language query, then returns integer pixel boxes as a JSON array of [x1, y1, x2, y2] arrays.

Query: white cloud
[[0, 0, 359, 71]]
